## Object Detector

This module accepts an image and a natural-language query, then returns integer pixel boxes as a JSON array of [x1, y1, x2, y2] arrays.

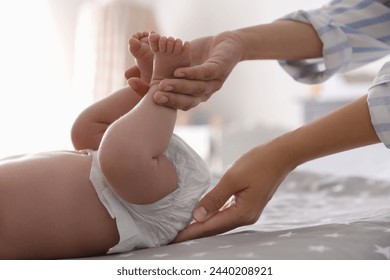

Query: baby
[[0, 32, 210, 259]]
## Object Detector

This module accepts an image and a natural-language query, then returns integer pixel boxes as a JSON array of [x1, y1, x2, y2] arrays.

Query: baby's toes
[[166, 37, 175, 53], [129, 37, 142, 55], [149, 33, 161, 52], [173, 39, 183, 54], [158, 36, 168, 53]]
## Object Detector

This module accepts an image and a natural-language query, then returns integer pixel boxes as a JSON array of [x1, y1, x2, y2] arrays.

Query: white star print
[[120, 252, 135, 258], [366, 226, 390, 233], [192, 252, 209, 257], [324, 233, 343, 238], [374, 245, 390, 259], [179, 240, 198, 246], [331, 184, 345, 193], [278, 231, 295, 238], [237, 252, 256, 258], [153, 253, 170, 258], [217, 245, 233, 249], [308, 245, 331, 253], [258, 242, 277, 246]]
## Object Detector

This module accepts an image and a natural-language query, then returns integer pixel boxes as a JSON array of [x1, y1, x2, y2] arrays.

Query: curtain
[[74, 0, 157, 101]]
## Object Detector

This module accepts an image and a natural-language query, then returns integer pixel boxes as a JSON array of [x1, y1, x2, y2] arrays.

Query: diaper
[[89, 134, 211, 254]]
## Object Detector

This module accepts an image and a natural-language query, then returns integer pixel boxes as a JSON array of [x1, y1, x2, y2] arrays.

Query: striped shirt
[[367, 62, 390, 147], [279, 0, 390, 147]]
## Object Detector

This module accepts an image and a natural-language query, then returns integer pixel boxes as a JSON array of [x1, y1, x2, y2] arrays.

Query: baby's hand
[[124, 65, 149, 97], [128, 77, 149, 97]]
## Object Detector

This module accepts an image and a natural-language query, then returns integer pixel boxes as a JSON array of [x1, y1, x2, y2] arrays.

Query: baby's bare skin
[[0, 33, 191, 259], [0, 150, 118, 259]]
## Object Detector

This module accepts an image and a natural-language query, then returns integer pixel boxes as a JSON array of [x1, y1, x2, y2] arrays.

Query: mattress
[[83, 168, 390, 260]]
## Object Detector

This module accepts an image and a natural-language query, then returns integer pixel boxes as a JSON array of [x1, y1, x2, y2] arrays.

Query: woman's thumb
[[193, 179, 234, 222]]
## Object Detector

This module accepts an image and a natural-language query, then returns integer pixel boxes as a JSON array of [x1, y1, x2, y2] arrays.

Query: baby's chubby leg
[[71, 32, 154, 151], [98, 34, 191, 205]]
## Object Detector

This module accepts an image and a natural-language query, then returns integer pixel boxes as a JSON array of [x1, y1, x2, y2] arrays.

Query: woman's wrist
[[214, 30, 247, 62], [232, 20, 323, 61], [267, 131, 304, 173]]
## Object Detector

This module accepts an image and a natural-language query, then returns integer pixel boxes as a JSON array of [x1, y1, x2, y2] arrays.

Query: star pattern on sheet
[[104, 170, 390, 260], [324, 233, 343, 238], [120, 252, 135, 258], [374, 245, 390, 259], [217, 245, 234, 249], [331, 184, 345, 193], [258, 242, 277, 246], [191, 252, 209, 257], [179, 240, 198, 246], [237, 252, 257, 258], [308, 245, 331, 253], [278, 231, 296, 238], [153, 253, 170, 258]]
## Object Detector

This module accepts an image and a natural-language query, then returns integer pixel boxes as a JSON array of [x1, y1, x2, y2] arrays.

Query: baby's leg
[[71, 32, 154, 151], [98, 34, 191, 204]]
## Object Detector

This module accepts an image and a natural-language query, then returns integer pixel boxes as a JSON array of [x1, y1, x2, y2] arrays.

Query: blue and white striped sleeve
[[367, 62, 390, 147], [278, 0, 390, 84]]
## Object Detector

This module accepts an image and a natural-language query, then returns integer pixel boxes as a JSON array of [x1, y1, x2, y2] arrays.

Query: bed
[[81, 125, 390, 260]]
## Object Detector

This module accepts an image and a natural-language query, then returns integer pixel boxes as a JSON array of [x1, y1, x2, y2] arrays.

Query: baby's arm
[[71, 85, 145, 150]]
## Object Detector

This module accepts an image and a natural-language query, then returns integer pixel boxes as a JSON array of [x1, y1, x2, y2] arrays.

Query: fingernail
[[164, 85, 173, 91], [175, 71, 185, 78], [193, 206, 207, 222], [157, 96, 168, 104]]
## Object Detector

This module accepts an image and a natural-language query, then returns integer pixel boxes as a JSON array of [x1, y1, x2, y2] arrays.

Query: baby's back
[[0, 150, 119, 259]]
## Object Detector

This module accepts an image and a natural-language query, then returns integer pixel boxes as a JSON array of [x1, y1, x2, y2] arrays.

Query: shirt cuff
[[367, 62, 390, 148], [278, 9, 351, 84]]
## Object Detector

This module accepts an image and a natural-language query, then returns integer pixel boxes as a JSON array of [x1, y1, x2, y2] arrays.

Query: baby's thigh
[[148, 154, 178, 202], [110, 154, 178, 205]]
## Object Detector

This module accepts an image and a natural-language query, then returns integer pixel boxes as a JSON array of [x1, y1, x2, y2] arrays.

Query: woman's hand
[[173, 95, 381, 242], [155, 32, 243, 110], [173, 141, 294, 242], [125, 32, 244, 110]]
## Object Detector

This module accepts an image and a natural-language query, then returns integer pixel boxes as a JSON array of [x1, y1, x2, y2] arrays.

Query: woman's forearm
[[273, 95, 380, 170], [233, 20, 323, 61]]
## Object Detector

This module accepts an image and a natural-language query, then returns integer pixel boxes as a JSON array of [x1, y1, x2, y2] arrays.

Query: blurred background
[[0, 0, 385, 173]]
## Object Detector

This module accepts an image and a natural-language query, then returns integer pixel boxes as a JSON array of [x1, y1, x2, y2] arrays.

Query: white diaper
[[89, 134, 210, 254]]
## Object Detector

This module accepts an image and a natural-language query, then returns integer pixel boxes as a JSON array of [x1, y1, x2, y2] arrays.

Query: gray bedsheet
[[84, 170, 390, 260]]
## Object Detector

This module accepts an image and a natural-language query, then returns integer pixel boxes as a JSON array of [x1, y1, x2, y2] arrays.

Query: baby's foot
[[148, 33, 191, 84], [129, 32, 154, 83]]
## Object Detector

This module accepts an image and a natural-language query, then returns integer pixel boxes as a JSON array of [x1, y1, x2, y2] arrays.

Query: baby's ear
[[128, 77, 149, 97]]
